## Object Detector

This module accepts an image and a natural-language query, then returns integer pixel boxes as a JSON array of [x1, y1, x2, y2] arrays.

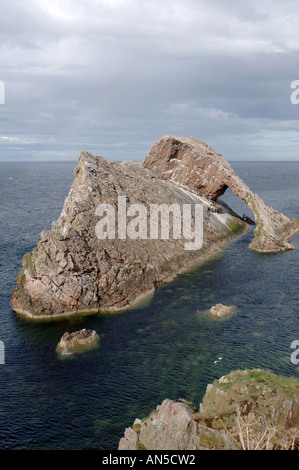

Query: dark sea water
[[0, 161, 298, 450]]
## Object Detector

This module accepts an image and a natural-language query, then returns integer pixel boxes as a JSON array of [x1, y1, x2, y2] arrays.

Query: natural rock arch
[[143, 135, 299, 252]]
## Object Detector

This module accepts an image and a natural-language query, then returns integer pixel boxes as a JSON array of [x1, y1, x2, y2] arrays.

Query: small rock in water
[[209, 303, 235, 318], [56, 328, 99, 357]]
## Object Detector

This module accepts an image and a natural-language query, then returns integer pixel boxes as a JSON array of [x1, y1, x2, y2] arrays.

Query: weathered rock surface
[[11, 142, 249, 319], [209, 303, 236, 318], [118, 369, 299, 450], [143, 135, 299, 252], [56, 328, 99, 356], [11, 135, 299, 318]]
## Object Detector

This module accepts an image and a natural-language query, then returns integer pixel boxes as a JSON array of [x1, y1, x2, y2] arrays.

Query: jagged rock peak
[[11, 136, 298, 319], [11, 144, 248, 319]]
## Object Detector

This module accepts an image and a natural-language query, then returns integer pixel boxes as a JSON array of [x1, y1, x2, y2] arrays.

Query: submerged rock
[[11, 136, 298, 318], [118, 369, 299, 450], [56, 329, 99, 356], [209, 303, 236, 318]]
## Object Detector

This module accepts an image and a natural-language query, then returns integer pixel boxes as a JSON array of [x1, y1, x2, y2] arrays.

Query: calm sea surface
[[0, 161, 298, 449]]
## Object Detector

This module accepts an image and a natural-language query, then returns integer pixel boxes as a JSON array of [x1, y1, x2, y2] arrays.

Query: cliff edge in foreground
[[119, 369, 299, 450]]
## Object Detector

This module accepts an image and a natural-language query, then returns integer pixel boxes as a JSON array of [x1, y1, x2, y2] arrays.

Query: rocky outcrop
[[11, 145, 248, 319], [143, 135, 299, 252], [208, 303, 236, 318], [56, 329, 99, 356], [118, 369, 299, 450], [11, 135, 298, 318]]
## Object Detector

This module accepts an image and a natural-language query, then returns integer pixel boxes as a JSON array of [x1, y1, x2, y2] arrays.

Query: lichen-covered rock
[[118, 370, 299, 450], [143, 135, 299, 252], [119, 399, 206, 451], [56, 329, 99, 356]]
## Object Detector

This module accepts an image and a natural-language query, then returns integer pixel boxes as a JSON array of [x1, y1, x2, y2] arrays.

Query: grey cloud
[[1, 0, 299, 161]]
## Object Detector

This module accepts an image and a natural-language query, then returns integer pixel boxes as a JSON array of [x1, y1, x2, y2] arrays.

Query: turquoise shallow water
[[0, 161, 298, 449]]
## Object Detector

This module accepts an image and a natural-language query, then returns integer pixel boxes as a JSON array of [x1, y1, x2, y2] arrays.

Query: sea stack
[[11, 136, 299, 319]]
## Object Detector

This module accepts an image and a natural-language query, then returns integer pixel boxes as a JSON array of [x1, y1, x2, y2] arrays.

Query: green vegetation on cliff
[[119, 369, 299, 451]]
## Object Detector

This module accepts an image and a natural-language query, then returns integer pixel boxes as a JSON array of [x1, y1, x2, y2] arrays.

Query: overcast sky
[[1, 0, 299, 162]]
